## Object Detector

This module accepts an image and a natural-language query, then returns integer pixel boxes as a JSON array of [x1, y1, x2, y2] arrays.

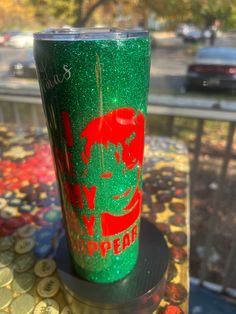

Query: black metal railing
[[149, 94, 236, 296]]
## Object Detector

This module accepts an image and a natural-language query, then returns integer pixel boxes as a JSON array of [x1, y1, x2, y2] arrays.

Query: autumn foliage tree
[[2, 0, 236, 31], [143, 0, 236, 29], [74, 0, 113, 27], [29, 0, 77, 26], [0, 0, 35, 30], [190, 0, 236, 28]]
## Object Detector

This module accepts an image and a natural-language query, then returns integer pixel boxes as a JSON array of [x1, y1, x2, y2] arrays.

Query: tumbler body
[[34, 28, 150, 283]]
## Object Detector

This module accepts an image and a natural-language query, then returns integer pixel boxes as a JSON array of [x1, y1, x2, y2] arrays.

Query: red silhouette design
[[80, 108, 144, 170], [80, 107, 144, 236], [101, 188, 141, 236]]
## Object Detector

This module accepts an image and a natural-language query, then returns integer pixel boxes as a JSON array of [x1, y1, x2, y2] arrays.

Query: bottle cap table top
[[0, 126, 189, 313]]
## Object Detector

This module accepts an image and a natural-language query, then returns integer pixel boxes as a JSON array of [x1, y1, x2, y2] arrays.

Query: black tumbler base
[[56, 218, 169, 314]]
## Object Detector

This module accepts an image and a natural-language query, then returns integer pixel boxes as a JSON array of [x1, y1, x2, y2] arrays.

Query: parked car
[[183, 27, 212, 43], [9, 49, 36, 78], [183, 29, 203, 42], [0, 33, 9, 45], [6, 32, 33, 48], [0, 31, 20, 46], [186, 47, 236, 91], [175, 24, 195, 37]]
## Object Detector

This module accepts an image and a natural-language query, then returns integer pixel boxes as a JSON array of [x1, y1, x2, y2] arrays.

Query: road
[[0, 47, 28, 73], [0, 33, 236, 95], [0, 47, 38, 92]]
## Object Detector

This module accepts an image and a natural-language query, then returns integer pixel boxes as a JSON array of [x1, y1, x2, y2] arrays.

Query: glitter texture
[[34, 30, 151, 283]]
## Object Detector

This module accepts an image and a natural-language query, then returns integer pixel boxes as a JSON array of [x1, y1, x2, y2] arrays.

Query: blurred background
[[1, 1, 236, 313]]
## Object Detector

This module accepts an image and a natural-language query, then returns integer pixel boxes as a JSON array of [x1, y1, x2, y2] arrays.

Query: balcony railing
[[149, 94, 236, 297], [1, 90, 236, 297]]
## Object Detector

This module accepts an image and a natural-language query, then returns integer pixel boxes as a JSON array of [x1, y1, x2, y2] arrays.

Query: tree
[[74, 0, 113, 27], [3, 0, 236, 32], [89, 0, 146, 28], [141, 0, 191, 25], [190, 0, 235, 28], [142, 0, 236, 29], [0, 0, 35, 30], [29, 0, 144, 28], [30, 0, 121, 28], [30, 0, 78, 26]]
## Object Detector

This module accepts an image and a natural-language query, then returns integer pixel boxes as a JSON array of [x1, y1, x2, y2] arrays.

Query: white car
[[176, 24, 195, 37], [6, 32, 33, 48]]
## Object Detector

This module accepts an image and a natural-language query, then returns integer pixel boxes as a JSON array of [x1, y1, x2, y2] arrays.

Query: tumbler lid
[[34, 27, 149, 41]]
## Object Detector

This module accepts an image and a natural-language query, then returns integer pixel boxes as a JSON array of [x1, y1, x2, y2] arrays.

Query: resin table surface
[[0, 125, 189, 314]]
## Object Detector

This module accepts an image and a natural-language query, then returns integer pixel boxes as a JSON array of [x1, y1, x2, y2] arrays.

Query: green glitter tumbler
[[34, 28, 151, 283]]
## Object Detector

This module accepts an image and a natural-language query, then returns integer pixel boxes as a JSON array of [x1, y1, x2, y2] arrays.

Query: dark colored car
[[186, 47, 236, 91], [183, 28, 211, 43], [183, 29, 203, 42], [9, 49, 36, 78]]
